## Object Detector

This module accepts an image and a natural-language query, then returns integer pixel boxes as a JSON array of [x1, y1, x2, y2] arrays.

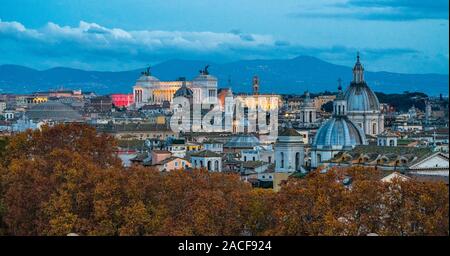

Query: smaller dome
[[224, 134, 260, 148], [26, 101, 82, 121], [174, 83, 193, 98], [313, 116, 366, 149], [301, 91, 313, 107], [226, 89, 233, 97]]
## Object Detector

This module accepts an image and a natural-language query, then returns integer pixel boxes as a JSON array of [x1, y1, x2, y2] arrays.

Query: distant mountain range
[[0, 56, 448, 96]]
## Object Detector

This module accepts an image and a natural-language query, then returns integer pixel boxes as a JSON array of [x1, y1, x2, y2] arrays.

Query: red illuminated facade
[[111, 94, 134, 108]]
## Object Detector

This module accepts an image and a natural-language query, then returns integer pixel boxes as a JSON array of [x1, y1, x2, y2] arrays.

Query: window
[[207, 161, 212, 171], [175, 162, 178, 167], [214, 160, 219, 171], [209, 89, 216, 98], [372, 123, 377, 134], [268, 156, 272, 163], [280, 152, 284, 168], [252, 157, 256, 161], [244, 156, 247, 161], [295, 152, 300, 171]]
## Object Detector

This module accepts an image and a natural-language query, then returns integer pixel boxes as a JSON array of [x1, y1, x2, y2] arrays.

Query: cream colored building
[[133, 66, 218, 108]]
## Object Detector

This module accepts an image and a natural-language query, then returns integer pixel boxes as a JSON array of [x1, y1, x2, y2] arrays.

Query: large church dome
[[313, 116, 366, 149], [344, 53, 380, 112], [344, 83, 380, 112]]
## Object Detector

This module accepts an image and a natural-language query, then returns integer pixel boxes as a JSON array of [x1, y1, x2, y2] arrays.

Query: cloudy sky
[[0, 0, 448, 73]]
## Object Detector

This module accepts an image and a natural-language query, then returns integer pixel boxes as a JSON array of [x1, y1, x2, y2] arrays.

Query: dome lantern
[[353, 52, 364, 83]]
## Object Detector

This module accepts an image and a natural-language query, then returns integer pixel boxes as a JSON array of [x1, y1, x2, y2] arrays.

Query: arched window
[[372, 123, 377, 134], [244, 156, 247, 162], [280, 152, 284, 168], [389, 140, 395, 146], [200, 160, 203, 168], [317, 153, 322, 164], [207, 161, 212, 171], [295, 152, 300, 171], [214, 160, 219, 171], [309, 111, 313, 123]]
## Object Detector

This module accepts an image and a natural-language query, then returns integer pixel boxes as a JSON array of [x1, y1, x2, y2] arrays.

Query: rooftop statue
[[141, 66, 152, 76], [199, 65, 210, 75]]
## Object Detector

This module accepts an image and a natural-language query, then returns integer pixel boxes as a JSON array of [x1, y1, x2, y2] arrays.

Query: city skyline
[[0, 0, 448, 74], [0, 1, 448, 240]]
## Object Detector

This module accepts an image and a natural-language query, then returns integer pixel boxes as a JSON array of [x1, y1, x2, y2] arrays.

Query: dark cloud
[[290, 0, 449, 21]]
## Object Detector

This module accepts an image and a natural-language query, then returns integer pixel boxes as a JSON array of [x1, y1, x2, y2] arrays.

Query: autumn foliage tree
[[0, 124, 255, 235], [0, 124, 448, 236], [0, 124, 123, 235], [270, 167, 449, 236]]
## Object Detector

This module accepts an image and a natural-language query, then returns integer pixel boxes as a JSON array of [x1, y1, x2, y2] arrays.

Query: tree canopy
[[0, 124, 448, 236]]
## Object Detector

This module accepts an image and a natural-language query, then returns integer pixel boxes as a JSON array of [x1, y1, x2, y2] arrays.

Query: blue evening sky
[[0, 0, 448, 73]]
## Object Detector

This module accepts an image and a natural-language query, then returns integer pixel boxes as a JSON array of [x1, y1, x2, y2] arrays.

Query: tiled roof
[[131, 153, 149, 162], [93, 123, 171, 133], [158, 157, 189, 165], [242, 161, 269, 169], [203, 139, 224, 144], [279, 128, 302, 137], [152, 150, 171, 154], [190, 150, 222, 158], [328, 145, 434, 167]]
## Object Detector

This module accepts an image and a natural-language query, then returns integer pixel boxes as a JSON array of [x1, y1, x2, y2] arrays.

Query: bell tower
[[333, 79, 347, 116], [252, 75, 259, 95]]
